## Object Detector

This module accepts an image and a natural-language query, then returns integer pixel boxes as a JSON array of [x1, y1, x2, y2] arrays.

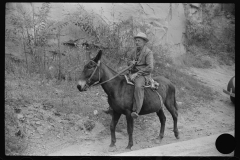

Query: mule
[[77, 50, 179, 151]]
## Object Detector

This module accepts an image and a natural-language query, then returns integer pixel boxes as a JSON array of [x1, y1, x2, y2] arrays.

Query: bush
[[84, 119, 95, 131], [185, 3, 235, 66], [5, 55, 27, 78], [185, 19, 212, 46]]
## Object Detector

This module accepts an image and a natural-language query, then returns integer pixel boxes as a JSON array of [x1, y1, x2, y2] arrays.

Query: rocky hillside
[[5, 74, 109, 155]]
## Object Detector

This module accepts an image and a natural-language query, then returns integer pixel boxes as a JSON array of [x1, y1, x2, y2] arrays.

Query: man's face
[[135, 38, 146, 49]]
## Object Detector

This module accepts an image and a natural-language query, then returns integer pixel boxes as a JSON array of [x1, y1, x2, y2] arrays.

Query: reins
[[86, 60, 134, 87]]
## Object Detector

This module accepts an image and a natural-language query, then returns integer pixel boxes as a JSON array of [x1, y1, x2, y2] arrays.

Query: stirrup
[[131, 112, 139, 119]]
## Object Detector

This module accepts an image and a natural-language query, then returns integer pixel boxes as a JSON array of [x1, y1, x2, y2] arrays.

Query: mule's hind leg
[[165, 98, 180, 139], [125, 110, 134, 150], [109, 111, 121, 151], [155, 109, 166, 143]]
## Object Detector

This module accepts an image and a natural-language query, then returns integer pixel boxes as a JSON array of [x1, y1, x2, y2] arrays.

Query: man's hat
[[134, 32, 149, 42]]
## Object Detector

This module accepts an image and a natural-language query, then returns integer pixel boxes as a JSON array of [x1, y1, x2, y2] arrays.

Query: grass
[[5, 71, 113, 155], [181, 53, 214, 69], [179, 45, 215, 69], [152, 53, 216, 108], [217, 51, 235, 66]]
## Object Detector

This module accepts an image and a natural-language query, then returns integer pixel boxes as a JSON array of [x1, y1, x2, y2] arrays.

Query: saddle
[[124, 74, 159, 90], [125, 74, 164, 107]]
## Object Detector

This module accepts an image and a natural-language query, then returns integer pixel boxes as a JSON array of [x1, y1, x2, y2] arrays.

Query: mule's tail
[[173, 85, 178, 111], [174, 94, 178, 111]]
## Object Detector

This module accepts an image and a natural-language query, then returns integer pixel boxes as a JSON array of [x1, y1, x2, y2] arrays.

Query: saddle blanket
[[124, 74, 159, 90], [124, 74, 163, 107]]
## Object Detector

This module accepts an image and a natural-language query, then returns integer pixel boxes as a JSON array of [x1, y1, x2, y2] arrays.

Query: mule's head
[[77, 50, 103, 92]]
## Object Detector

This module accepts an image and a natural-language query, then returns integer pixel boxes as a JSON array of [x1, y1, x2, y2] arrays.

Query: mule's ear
[[93, 50, 102, 63]]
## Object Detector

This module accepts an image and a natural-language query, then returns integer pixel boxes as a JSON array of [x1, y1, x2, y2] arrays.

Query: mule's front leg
[[109, 111, 121, 151], [155, 109, 166, 144], [126, 110, 134, 150]]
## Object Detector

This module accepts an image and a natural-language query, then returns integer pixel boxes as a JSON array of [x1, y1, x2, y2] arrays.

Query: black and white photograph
[[5, 3, 235, 156]]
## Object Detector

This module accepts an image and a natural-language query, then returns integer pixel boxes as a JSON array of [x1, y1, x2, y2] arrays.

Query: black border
[[3, 2, 238, 160]]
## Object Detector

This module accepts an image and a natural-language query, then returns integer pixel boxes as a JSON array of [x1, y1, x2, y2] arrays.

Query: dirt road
[[114, 131, 234, 156]]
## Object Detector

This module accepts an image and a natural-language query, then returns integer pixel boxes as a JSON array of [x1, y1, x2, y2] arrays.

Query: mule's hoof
[[174, 132, 180, 139], [108, 145, 117, 152], [176, 135, 180, 139], [125, 146, 132, 151]]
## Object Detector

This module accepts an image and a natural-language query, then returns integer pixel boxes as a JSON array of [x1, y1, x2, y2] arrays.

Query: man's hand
[[130, 73, 138, 81], [128, 60, 136, 66]]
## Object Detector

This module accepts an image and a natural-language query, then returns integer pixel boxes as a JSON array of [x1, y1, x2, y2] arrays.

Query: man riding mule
[[77, 34, 179, 151], [128, 32, 154, 118], [104, 32, 154, 119]]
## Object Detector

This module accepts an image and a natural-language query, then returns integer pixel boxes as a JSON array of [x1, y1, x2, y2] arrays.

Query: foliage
[[185, 19, 212, 46], [5, 3, 173, 81], [185, 4, 214, 47], [185, 3, 235, 66], [6, 3, 54, 77]]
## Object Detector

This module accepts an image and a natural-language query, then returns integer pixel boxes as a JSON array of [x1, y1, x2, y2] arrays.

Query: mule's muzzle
[[77, 84, 82, 92], [77, 80, 88, 92]]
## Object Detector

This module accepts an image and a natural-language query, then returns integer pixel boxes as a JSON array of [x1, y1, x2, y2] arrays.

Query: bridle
[[84, 60, 134, 88], [86, 60, 101, 87]]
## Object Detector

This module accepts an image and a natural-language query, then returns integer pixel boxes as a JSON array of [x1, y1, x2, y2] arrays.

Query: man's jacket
[[128, 46, 154, 79]]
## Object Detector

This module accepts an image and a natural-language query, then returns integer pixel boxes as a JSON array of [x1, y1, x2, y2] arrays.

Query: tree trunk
[[57, 28, 61, 80], [43, 45, 46, 75], [220, 3, 224, 11], [25, 28, 33, 55], [31, 3, 37, 51], [21, 29, 28, 73]]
